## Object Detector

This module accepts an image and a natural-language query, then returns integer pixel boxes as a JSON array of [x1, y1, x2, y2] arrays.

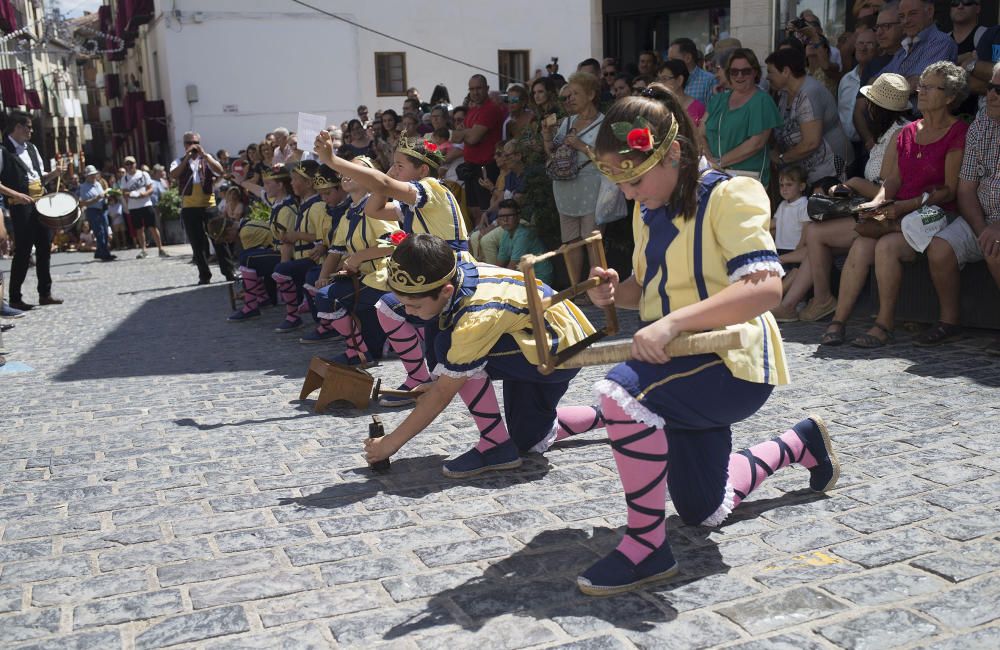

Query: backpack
[[545, 115, 602, 181]]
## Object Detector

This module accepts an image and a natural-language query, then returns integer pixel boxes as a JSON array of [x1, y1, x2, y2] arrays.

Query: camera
[[791, 18, 808, 30], [551, 57, 559, 64]]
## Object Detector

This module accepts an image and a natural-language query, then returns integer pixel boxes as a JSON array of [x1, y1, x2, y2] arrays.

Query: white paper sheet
[[296, 112, 326, 153]]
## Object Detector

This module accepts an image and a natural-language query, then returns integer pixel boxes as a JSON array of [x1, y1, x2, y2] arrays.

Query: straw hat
[[860, 73, 910, 112]]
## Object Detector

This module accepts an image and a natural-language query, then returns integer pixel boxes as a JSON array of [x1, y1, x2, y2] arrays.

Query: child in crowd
[[107, 190, 126, 250], [363, 233, 607, 476], [78, 220, 96, 252], [773, 165, 810, 267], [495, 199, 553, 285]]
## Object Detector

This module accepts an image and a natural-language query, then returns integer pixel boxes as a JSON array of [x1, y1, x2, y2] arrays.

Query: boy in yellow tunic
[[363, 233, 608, 478], [228, 164, 296, 321], [572, 85, 839, 596], [271, 160, 331, 332]]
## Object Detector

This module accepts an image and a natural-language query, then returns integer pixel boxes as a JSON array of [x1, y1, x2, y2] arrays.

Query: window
[[498, 50, 529, 89], [375, 52, 406, 96]]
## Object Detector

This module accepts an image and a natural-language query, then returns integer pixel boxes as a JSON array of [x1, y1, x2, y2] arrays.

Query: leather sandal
[[820, 321, 846, 346], [914, 321, 962, 347], [851, 322, 894, 348]]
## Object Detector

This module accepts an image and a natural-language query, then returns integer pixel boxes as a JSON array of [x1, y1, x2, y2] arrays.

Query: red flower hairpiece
[[390, 231, 408, 245], [423, 140, 438, 153]]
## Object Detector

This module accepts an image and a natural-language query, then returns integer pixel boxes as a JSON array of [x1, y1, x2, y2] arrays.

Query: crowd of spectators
[[5, 0, 1000, 368]]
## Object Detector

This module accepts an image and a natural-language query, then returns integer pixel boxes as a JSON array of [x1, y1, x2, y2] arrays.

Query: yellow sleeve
[[446, 312, 515, 369], [330, 217, 349, 250], [708, 177, 783, 283], [308, 203, 330, 242], [630, 202, 646, 282], [272, 205, 296, 240]]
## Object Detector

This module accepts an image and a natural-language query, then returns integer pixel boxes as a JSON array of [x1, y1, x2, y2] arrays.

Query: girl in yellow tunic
[[313, 134, 472, 405], [362, 234, 609, 477], [271, 160, 332, 332], [228, 164, 296, 321], [574, 85, 840, 596], [301, 156, 397, 365]]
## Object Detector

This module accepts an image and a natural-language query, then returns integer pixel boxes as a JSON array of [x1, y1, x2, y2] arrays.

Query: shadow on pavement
[[780, 320, 1000, 387], [55, 285, 343, 382], [277, 454, 554, 513]]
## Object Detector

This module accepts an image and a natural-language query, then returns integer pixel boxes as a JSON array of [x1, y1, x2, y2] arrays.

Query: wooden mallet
[[519, 232, 746, 375]]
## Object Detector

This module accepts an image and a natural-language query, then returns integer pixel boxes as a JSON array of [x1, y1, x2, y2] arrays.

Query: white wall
[[147, 0, 596, 157]]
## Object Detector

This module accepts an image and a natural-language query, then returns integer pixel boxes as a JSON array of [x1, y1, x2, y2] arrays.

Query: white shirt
[[774, 196, 810, 251], [169, 156, 207, 183], [838, 66, 862, 143], [118, 171, 153, 210], [1, 135, 46, 182]]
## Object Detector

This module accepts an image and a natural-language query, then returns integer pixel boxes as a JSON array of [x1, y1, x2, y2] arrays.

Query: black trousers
[[9, 204, 52, 302], [181, 206, 234, 281]]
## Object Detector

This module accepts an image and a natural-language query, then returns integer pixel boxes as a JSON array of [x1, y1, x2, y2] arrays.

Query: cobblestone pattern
[[1, 248, 998, 648]]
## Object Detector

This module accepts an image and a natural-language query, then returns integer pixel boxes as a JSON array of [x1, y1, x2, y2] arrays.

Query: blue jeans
[[85, 208, 111, 259]]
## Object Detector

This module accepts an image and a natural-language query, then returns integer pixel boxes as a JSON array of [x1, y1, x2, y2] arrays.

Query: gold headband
[[396, 136, 441, 170], [290, 165, 313, 181], [313, 174, 340, 190], [386, 256, 457, 294], [592, 118, 679, 185], [262, 165, 289, 180]]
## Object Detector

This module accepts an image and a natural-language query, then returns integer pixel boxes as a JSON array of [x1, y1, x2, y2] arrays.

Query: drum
[[34, 192, 82, 231]]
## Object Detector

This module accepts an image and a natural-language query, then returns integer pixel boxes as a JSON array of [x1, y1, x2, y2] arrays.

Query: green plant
[[158, 188, 181, 221], [247, 199, 271, 222]]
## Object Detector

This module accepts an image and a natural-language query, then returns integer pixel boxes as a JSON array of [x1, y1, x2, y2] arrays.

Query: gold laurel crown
[[386, 256, 457, 294], [591, 118, 679, 185], [397, 136, 442, 169]]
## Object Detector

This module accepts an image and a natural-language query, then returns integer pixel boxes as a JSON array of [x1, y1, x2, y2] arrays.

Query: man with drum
[[0, 111, 64, 311]]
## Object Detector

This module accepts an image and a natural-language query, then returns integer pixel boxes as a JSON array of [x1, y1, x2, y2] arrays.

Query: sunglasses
[[729, 68, 754, 78], [876, 22, 900, 30], [988, 83, 1000, 94], [950, 0, 979, 6], [184, 140, 200, 145]]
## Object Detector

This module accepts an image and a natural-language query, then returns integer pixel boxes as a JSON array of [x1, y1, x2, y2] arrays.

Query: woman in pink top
[[657, 60, 706, 127], [822, 62, 969, 348]]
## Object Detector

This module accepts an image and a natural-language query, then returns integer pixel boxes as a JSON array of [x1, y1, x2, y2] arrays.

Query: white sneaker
[[158, 249, 170, 258], [136, 251, 147, 259]]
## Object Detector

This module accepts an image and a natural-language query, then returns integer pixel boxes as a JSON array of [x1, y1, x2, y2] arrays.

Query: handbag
[[546, 116, 602, 181], [808, 193, 867, 222], [595, 176, 627, 225]]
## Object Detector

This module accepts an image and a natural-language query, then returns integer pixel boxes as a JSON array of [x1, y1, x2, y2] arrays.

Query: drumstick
[[555, 330, 747, 369]]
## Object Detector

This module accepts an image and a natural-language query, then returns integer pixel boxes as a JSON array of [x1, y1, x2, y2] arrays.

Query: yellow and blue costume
[[228, 195, 296, 320], [389, 177, 471, 259], [424, 261, 597, 452], [272, 194, 331, 328], [306, 196, 396, 359]]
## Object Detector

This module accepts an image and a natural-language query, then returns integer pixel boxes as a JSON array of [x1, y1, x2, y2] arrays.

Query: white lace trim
[[728, 260, 785, 283], [529, 420, 560, 454], [375, 298, 405, 322], [700, 483, 735, 527], [317, 308, 346, 321], [593, 379, 666, 429], [271, 272, 291, 282], [435, 363, 488, 379]]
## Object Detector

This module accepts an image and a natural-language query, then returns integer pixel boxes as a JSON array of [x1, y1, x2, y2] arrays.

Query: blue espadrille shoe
[[577, 542, 679, 596], [442, 440, 522, 478], [792, 416, 840, 492]]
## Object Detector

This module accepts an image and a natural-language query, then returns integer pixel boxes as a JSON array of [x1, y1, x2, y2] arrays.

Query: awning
[[144, 100, 167, 142], [105, 73, 120, 101], [25, 89, 42, 110], [0, 0, 18, 34], [0, 69, 26, 107]]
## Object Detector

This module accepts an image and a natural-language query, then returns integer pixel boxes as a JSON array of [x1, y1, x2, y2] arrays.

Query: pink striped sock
[[272, 272, 299, 321], [377, 308, 430, 389], [602, 394, 668, 565], [458, 376, 511, 452], [554, 405, 606, 441], [240, 267, 261, 312], [329, 314, 369, 360], [728, 428, 815, 507]]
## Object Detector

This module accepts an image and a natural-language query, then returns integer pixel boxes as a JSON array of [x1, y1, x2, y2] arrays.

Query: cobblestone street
[[1, 247, 999, 649]]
